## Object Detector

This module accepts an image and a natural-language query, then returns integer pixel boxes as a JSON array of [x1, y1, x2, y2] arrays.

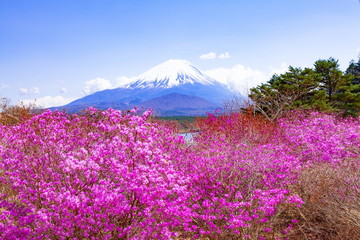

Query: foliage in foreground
[[0, 108, 359, 239], [0, 109, 190, 239], [194, 111, 360, 239]]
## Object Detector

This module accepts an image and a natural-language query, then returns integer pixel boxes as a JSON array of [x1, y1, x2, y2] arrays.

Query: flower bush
[[178, 112, 303, 239], [279, 111, 360, 164], [0, 109, 191, 239], [0, 108, 359, 239]]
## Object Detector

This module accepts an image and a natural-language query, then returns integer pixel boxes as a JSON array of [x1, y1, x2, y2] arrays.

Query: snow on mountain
[[123, 59, 221, 88]]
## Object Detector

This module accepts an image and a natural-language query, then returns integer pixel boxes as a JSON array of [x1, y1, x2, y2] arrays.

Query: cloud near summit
[[204, 65, 267, 94], [82, 78, 112, 95], [204, 63, 288, 94]]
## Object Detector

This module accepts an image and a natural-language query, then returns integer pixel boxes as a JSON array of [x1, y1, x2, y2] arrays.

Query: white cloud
[[19, 87, 40, 95], [33, 87, 40, 94], [218, 52, 231, 59], [82, 78, 112, 95], [1, 83, 9, 89], [199, 52, 217, 60], [115, 76, 136, 87], [22, 96, 77, 108], [200, 51, 231, 60], [19, 88, 28, 95], [204, 65, 268, 94], [60, 87, 68, 94], [204, 63, 288, 94]]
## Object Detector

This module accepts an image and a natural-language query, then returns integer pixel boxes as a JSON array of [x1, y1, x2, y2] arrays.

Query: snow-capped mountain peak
[[55, 58, 238, 115], [124, 59, 220, 88]]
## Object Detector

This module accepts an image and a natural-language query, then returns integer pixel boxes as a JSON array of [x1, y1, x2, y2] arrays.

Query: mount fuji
[[54, 59, 236, 116]]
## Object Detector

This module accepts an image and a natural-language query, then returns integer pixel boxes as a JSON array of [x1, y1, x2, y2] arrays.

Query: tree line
[[249, 57, 360, 120]]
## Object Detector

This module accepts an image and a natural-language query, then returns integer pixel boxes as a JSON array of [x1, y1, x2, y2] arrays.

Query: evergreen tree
[[344, 57, 360, 114], [249, 66, 320, 120], [314, 58, 353, 108], [249, 57, 360, 119], [346, 57, 360, 85]]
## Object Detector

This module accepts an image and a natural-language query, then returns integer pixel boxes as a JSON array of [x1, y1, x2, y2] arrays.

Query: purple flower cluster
[[279, 112, 360, 164], [0, 109, 359, 239], [0, 109, 190, 239]]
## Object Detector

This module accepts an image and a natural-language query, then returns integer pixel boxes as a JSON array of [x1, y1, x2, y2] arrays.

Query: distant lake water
[[179, 132, 197, 142]]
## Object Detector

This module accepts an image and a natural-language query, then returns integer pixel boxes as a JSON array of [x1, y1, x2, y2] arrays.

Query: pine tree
[[249, 66, 320, 120], [346, 57, 360, 85], [249, 57, 360, 119], [343, 57, 360, 114], [314, 58, 353, 108]]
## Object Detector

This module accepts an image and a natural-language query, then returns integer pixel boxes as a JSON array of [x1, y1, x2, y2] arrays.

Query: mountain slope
[[139, 92, 218, 116]]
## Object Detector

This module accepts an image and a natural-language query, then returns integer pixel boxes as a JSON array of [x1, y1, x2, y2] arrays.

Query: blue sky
[[1, 0, 360, 107]]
